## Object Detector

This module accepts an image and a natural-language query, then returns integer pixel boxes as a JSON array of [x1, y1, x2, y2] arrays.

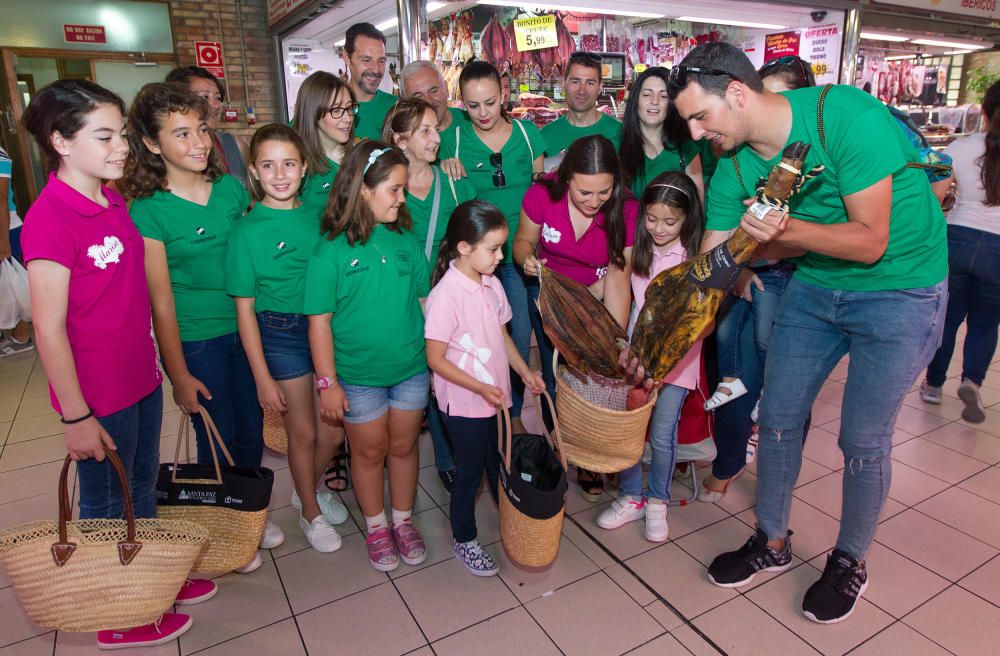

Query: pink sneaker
[[174, 578, 218, 605], [97, 613, 193, 650], [392, 521, 427, 566], [365, 526, 399, 572]]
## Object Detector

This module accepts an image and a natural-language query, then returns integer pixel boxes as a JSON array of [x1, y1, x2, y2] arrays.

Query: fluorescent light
[[427, 2, 445, 10], [375, 17, 397, 31], [335, 39, 345, 46], [911, 38, 988, 49], [885, 54, 917, 61], [944, 50, 972, 55], [477, 1, 664, 19], [860, 32, 909, 42], [676, 16, 786, 30]]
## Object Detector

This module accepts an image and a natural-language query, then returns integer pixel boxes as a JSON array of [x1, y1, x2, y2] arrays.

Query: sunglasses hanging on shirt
[[490, 152, 506, 188]]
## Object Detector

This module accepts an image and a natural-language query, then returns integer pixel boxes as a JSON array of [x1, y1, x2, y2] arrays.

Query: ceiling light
[[885, 54, 917, 61], [860, 32, 909, 42], [944, 50, 972, 55], [676, 16, 786, 30], [375, 17, 397, 31], [911, 38, 989, 49], [477, 1, 663, 19]]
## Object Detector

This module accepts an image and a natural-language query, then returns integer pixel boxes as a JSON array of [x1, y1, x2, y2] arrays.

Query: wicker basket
[[263, 408, 288, 455], [157, 410, 270, 574], [0, 453, 207, 632], [554, 352, 657, 473], [498, 393, 567, 569]]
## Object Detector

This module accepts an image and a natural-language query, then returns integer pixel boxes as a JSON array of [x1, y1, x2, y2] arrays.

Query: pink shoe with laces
[[392, 520, 427, 566], [96, 613, 192, 650], [366, 526, 399, 572], [174, 578, 218, 605]]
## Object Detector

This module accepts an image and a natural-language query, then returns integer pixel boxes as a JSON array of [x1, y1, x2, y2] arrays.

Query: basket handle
[[172, 407, 236, 484], [54, 451, 142, 567], [496, 391, 567, 474]]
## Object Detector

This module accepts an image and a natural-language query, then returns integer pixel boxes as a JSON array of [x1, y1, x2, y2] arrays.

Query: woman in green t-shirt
[[620, 67, 703, 200], [121, 82, 285, 563], [293, 72, 358, 213]]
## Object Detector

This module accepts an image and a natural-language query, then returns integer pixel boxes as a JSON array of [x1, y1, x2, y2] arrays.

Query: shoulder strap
[[425, 167, 443, 261], [731, 154, 745, 191], [455, 125, 461, 158], [446, 174, 458, 204], [514, 119, 533, 161], [817, 83, 833, 156]]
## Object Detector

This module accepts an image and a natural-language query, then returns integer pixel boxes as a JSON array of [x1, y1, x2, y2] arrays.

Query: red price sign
[[64, 24, 107, 44], [195, 41, 225, 79]]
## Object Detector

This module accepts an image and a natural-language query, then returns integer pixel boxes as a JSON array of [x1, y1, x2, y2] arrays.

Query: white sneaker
[[298, 514, 342, 553], [292, 489, 349, 525], [644, 501, 669, 542], [260, 520, 286, 549], [235, 550, 263, 574], [920, 381, 943, 405], [597, 497, 645, 530]]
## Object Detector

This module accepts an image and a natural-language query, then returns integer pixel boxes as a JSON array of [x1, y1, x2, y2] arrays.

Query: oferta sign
[[875, 0, 1000, 20]]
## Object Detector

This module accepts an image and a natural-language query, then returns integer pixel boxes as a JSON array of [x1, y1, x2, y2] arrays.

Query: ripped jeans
[[756, 278, 947, 560]]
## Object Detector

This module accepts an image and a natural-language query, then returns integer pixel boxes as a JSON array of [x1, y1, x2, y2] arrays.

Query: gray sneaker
[[0, 337, 34, 358], [919, 381, 942, 405], [957, 379, 986, 423]]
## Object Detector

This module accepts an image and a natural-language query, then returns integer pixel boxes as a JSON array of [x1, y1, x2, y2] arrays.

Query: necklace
[[371, 241, 387, 264]]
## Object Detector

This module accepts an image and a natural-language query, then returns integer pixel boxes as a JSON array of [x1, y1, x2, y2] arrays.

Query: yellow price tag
[[513, 15, 558, 52], [634, 63, 647, 73], [519, 83, 530, 92]]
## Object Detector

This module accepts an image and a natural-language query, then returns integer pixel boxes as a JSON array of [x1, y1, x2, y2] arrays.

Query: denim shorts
[[257, 311, 313, 381], [339, 370, 430, 424]]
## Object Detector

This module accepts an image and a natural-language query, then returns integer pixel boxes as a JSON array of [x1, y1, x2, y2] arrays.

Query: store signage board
[[63, 24, 106, 44], [195, 41, 226, 79], [268, 0, 313, 27], [513, 15, 558, 52], [800, 24, 841, 86], [764, 31, 800, 59], [875, 0, 1000, 20]]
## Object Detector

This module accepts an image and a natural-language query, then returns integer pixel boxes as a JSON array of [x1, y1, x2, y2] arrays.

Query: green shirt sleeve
[[828, 103, 908, 197], [454, 176, 478, 203], [705, 157, 750, 232], [129, 197, 164, 241], [681, 139, 701, 170], [226, 225, 256, 298], [438, 127, 457, 160], [303, 239, 339, 315]]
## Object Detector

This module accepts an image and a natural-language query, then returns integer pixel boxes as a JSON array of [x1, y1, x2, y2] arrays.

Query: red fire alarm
[[223, 108, 239, 122]]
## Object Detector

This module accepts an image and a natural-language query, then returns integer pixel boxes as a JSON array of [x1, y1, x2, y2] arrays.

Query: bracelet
[[60, 409, 94, 425]]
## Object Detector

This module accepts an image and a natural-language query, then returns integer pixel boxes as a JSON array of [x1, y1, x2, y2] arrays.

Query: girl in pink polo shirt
[[20, 79, 199, 649], [425, 200, 545, 576], [597, 171, 704, 543]]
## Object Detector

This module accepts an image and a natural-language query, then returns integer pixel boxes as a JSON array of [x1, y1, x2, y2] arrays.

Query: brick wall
[[169, 0, 279, 138]]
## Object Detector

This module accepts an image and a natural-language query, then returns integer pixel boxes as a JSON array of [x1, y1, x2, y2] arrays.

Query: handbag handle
[[53, 450, 142, 567], [172, 407, 236, 485], [497, 390, 567, 475]]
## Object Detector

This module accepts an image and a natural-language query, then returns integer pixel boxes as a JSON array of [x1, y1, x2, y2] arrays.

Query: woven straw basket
[[263, 408, 288, 455], [553, 352, 657, 473], [157, 410, 268, 574], [0, 453, 207, 632], [498, 393, 567, 568]]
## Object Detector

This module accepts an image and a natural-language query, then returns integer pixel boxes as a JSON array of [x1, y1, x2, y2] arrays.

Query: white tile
[[496, 535, 598, 603], [0, 633, 53, 656], [916, 486, 1000, 548], [887, 461, 951, 507], [0, 586, 49, 648], [852, 541, 949, 619], [892, 405, 951, 437], [903, 585, 1000, 656], [626, 632, 690, 656], [876, 510, 998, 581], [801, 427, 845, 472], [0, 460, 64, 505], [958, 554, 1000, 607], [693, 596, 817, 656], [192, 619, 305, 656], [0, 434, 65, 472], [605, 562, 656, 606], [891, 437, 989, 484], [958, 465, 1000, 505], [626, 543, 737, 618], [848, 622, 952, 656], [919, 421, 1000, 464], [432, 607, 560, 656]]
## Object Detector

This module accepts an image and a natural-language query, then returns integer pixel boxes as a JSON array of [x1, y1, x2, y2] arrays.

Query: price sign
[[514, 15, 558, 52]]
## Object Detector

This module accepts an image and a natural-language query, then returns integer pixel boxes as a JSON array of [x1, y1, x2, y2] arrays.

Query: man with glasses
[[541, 52, 621, 159], [399, 60, 470, 142], [668, 42, 947, 624], [342, 22, 397, 141]]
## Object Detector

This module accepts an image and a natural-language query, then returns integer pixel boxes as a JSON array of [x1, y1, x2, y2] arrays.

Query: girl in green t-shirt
[[620, 67, 704, 200], [120, 82, 285, 565], [227, 124, 347, 554], [293, 72, 358, 213], [304, 141, 430, 573]]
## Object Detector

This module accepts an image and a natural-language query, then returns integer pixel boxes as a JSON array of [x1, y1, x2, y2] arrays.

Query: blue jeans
[[756, 278, 947, 560], [182, 332, 263, 468], [78, 385, 163, 520], [499, 262, 541, 417], [446, 412, 500, 542], [620, 385, 689, 502], [427, 400, 454, 472], [714, 297, 749, 379], [339, 371, 430, 424], [926, 225, 1000, 387], [711, 319, 762, 480]]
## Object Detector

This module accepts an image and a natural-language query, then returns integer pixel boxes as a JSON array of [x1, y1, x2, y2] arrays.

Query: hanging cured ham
[[480, 15, 512, 74]]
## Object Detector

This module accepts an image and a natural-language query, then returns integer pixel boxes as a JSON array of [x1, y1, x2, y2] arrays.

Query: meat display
[[552, 17, 576, 79], [517, 92, 552, 108], [480, 15, 511, 74]]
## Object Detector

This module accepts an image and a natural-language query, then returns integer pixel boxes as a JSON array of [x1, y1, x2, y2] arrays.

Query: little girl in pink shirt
[[424, 200, 545, 576], [598, 171, 705, 543]]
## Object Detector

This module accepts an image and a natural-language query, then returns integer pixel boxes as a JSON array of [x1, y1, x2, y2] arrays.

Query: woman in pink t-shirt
[[20, 80, 198, 649], [513, 134, 637, 499], [425, 200, 544, 576]]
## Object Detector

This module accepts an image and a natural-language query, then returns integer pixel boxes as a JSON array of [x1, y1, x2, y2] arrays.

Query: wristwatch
[[315, 376, 334, 391]]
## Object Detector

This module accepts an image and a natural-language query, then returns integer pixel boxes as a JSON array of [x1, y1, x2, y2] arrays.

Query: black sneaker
[[707, 526, 793, 588], [802, 549, 869, 624], [437, 469, 456, 494]]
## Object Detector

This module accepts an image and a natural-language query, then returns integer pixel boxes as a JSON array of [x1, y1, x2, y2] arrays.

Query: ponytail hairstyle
[[980, 80, 1000, 206], [538, 134, 627, 269], [21, 79, 126, 174], [322, 140, 410, 244], [633, 171, 704, 278], [382, 97, 437, 151], [292, 71, 356, 178], [458, 60, 510, 123], [247, 123, 309, 201], [119, 82, 223, 200], [431, 200, 508, 287]]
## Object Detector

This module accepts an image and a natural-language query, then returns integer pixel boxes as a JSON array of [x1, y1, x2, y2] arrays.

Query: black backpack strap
[[817, 83, 833, 157]]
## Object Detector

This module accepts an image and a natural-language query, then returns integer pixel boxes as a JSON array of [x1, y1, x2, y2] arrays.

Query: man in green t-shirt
[[667, 43, 947, 624], [343, 22, 397, 141], [399, 59, 470, 143], [541, 52, 621, 161]]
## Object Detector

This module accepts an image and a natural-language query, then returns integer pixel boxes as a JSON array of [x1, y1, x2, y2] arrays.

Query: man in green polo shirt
[[668, 43, 947, 624], [399, 59, 470, 143], [541, 52, 621, 159], [343, 22, 397, 141]]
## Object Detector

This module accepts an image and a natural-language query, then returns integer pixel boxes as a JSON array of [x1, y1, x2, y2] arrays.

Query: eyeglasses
[[326, 104, 357, 119], [667, 65, 740, 88], [759, 56, 813, 85], [489, 152, 505, 188]]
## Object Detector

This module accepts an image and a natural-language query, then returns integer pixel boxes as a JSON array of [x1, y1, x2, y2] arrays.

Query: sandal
[[704, 379, 748, 411], [323, 448, 351, 492], [697, 470, 744, 503], [577, 468, 604, 501]]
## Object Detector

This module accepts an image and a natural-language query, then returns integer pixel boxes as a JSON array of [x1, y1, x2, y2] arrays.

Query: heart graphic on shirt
[[542, 223, 562, 244], [86, 236, 125, 270]]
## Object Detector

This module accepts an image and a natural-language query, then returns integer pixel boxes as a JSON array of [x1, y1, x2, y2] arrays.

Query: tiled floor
[[2, 333, 1000, 655]]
